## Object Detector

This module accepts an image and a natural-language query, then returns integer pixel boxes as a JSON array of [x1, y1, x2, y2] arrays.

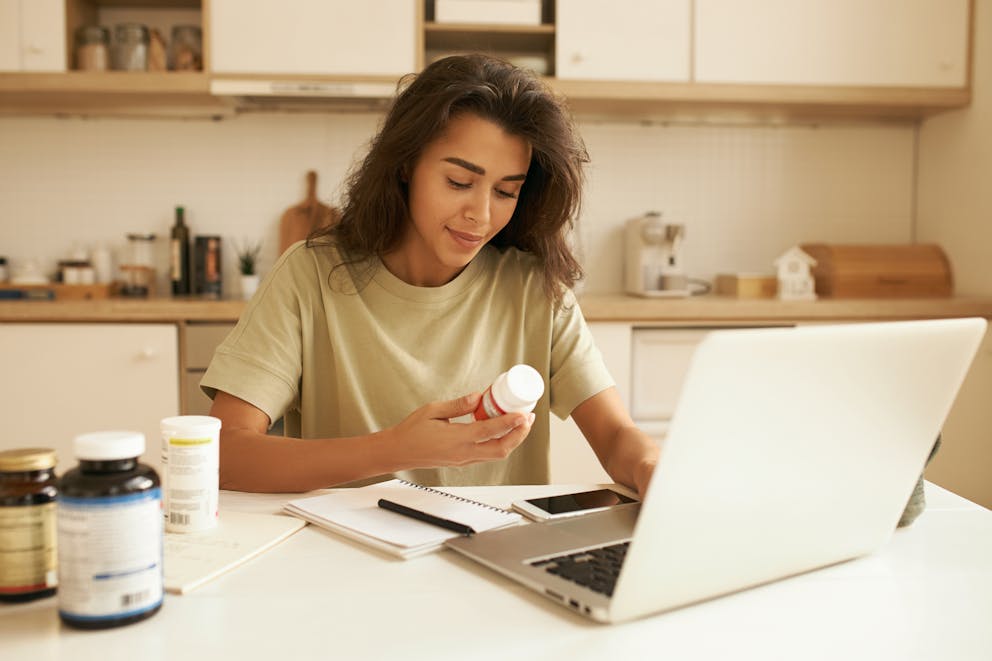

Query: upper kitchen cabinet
[[210, 0, 418, 76], [0, 0, 66, 72], [555, 0, 690, 82], [0, 0, 225, 117], [553, 0, 972, 120], [695, 0, 970, 88]]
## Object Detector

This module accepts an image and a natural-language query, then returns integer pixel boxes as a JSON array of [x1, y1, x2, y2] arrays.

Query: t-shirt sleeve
[[199, 245, 307, 426], [548, 289, 615, 420]]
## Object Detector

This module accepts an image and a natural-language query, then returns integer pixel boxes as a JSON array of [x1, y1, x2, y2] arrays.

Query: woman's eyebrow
[[443, 157, 527, 181]]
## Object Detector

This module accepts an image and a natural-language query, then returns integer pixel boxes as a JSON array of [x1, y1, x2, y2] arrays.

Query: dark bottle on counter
[[170, 206, 191, 295], [194, 235, 222, 299], [58, 432, 163, 629]]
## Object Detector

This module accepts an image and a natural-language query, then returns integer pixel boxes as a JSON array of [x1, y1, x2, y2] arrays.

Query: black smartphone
[[511, 488, 638, 522]]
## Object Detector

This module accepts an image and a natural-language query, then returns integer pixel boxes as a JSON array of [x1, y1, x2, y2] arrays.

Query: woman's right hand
[[387, 393, 535, 470]]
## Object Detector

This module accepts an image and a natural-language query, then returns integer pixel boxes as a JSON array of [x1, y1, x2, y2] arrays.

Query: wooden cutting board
[[278, 171, 340, 254]]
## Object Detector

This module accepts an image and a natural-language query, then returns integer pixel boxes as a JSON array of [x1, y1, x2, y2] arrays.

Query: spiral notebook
[[283, 479, 523, 559]]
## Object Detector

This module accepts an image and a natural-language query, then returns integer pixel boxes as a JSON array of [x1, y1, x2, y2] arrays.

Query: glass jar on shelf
[[169, 25, 202, 71], [111, 23, 149, 71], [74, 26, 109, 71], [120, 233, 157, 298]]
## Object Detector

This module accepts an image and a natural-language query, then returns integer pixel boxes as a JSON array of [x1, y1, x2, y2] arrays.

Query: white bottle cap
[[160, 415, 222, 437], [73, 431, 145, 461], [493, 364, 545, 413]]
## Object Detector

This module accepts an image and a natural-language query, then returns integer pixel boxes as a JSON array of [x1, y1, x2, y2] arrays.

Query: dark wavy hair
[[309, 53, 588, 307]]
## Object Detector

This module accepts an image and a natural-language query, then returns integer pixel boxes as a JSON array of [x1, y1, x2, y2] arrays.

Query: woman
[[202, 54, 659, 494]]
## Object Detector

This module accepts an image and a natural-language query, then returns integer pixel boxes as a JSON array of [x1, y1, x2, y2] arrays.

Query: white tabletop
[[3, 482, 991, 661]]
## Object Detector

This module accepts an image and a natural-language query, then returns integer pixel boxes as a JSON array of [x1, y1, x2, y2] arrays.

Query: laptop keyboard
[[528, 541, 629, 597]]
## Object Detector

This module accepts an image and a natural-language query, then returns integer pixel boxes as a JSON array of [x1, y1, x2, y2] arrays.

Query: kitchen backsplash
[[0, 113, 915, 295]]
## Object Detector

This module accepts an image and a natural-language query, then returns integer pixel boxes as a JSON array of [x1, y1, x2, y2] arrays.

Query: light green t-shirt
[[201, 241, 613, 487]]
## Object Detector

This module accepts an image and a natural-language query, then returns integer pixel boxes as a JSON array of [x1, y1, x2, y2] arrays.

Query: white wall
[[0, 113, 916, 294], [0, 113, 380, 294], [918, 0, 992, 296], [916, 0, 992, 508], [577, 120, 915, 292]]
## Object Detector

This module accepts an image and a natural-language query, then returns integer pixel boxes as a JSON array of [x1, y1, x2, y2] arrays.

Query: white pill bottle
[[160, 415, 221, 533], [473, 364, 545, 420]]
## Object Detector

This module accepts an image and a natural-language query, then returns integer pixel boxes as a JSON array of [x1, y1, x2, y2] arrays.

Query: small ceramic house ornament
[[774, 246, 818, 301]]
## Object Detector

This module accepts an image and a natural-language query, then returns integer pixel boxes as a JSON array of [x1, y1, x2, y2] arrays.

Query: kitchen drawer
[[181, 322, 233, 416], [183, 370, 213, 417], [184, 322, 235, 369]]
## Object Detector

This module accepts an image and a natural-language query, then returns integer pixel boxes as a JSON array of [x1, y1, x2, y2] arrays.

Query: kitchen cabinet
[[555, 0, 690, 82], [0, 0, 976, 119], [209, 0, 418, 76], [0, 0, 65, 72], [0, 323, 179, 473], [695, 0, 970, 87], [629, 328, 708, 439]]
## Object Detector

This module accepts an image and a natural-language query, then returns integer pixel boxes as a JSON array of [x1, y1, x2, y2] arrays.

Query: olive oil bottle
[[170, 206, 191, 296]]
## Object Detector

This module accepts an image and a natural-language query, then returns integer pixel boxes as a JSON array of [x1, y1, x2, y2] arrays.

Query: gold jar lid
[[0, 448, 57, 472]]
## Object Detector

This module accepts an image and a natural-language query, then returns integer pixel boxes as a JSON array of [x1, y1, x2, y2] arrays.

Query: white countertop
[[3, 482, 991, 661]]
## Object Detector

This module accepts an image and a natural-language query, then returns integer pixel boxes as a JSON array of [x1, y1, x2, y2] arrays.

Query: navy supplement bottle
[[57, 431, 163, 629]]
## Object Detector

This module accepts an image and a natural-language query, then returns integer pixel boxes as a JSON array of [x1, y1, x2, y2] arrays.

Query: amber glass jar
[[0, 448, 58, 602]]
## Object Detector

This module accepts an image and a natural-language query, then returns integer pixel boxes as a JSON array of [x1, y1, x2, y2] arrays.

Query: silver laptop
[[446, 318, 987, 623]]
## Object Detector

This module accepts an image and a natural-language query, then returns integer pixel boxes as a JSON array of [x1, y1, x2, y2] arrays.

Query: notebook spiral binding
[[398, 479, 513, 513]]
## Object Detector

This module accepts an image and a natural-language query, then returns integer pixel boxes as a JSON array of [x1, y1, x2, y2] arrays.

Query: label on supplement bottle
[[474, 387, 506, 420], [57, 490, 163, 620], [163, 435, 218, 532], [0, 503, 57, 595]]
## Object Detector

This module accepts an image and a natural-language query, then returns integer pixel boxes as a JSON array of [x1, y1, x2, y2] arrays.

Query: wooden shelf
[[424, 21, 554, 64], [0, 71, 229, 117], [0, 70, 970, 121], [425, 22, 554, 35], [83, 0, 201, 7], [0, 71, 208, 92]]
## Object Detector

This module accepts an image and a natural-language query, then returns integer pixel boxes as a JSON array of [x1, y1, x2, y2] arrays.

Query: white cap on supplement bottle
[[490, 364, 545, 413], [73, 431, 145, 460]]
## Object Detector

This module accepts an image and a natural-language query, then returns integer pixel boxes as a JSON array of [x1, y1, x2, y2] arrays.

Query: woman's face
[[384, 112, 532, 287]]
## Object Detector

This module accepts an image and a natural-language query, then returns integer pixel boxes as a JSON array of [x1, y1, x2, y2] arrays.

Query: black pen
[[377, 498, 476, 536]]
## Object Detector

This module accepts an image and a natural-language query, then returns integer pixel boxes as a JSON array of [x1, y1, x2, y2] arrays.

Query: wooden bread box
[[799, 243, 953, 298]]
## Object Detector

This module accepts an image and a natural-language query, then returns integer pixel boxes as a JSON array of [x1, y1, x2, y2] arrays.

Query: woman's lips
[[447, 227, 485, 249]]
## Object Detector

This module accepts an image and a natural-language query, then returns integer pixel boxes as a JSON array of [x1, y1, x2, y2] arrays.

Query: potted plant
[[236, 240, 262, 300]]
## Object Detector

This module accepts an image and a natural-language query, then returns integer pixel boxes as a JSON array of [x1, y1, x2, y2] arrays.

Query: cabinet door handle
[[138, 347, 159, 360]]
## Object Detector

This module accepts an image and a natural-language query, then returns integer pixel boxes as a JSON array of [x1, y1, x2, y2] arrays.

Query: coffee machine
[[624, 211, 689, 297]]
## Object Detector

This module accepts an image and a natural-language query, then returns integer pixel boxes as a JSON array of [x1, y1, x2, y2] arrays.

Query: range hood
[[210, 79, 397, 112]]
